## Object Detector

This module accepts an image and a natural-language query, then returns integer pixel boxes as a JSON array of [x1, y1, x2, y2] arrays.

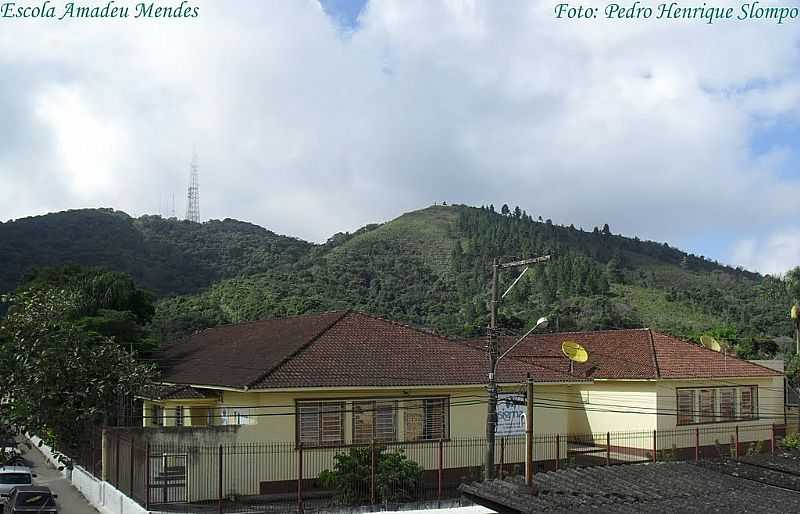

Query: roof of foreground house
[[155, 312, 780, 391], [156, 311, 584, 390], [461, 459, 800, 513], [493, 328, 782, 380]]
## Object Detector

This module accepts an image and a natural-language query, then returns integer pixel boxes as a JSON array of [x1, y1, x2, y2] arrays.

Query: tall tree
[[0, 269, 155, 455]]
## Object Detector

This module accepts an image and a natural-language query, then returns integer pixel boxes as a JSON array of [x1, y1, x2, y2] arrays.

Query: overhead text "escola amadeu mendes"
[[0, 1, 199, 19]]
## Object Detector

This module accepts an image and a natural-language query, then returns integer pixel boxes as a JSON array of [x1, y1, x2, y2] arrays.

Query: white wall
[[28, 435, 150, 514]]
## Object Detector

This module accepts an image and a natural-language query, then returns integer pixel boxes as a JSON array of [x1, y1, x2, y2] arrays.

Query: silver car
[[0, 468, 36, 499]]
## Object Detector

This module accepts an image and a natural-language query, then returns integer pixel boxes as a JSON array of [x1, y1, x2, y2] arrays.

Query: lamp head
[[536, 316, 549, 329]]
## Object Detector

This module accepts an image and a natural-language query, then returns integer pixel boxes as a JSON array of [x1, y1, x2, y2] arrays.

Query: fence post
[[370, 440, 376, 505], [695, 428, 699, 462], [297, 443, 304, 514], [499, 437, 505, 479], [145, 442, 151, 511], [101, 427, 109, 480], [735, 426, 740, 459], [437, 439, 443, 500], [218, 445, 223, 514], [652, 430, 657, 463], [115, 435, 121, 486], [606, 432, 611, 466], [771, 424, 776, 456], [555, 434, 560, 471], [129, 439, 135, 497]]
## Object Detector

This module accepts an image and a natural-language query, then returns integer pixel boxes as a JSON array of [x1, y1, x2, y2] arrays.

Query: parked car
[[0, 468, 36, 498], [2, 487, 57, 513], [0, 442, 24, 467]]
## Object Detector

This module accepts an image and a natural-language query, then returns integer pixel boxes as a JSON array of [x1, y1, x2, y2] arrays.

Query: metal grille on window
[[719, 388, 736, 421], [677, 389, 695, 425], [353, 401, 396, 444], [299, 402, 344, 447], [175, 406, 184, 427], [152, 405, 163, 426], [740, 387, 755, 419], [699, 389, 715, 423], [424, 398, 448, 440]]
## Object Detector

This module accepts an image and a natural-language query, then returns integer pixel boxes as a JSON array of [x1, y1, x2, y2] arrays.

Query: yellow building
[[139, 311, 784, 501]]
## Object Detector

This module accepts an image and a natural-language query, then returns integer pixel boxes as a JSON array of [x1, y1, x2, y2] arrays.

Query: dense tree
[[0, 272, 154, 455]]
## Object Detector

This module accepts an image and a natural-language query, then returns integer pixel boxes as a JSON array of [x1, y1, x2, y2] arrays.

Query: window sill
[[676, 417, 759, 427]]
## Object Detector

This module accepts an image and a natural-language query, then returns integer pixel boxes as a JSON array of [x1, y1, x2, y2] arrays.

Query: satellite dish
[[699, 335, 721, 352], [562, 340, 589, 364]]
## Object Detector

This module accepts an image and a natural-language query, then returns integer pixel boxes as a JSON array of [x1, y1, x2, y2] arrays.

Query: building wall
[[570, 381, 659, 434], [140, 383, 574, 501]]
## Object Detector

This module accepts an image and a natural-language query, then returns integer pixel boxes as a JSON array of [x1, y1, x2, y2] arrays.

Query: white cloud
[[733, 230, 800, 275], [1, 0, 800, 272]]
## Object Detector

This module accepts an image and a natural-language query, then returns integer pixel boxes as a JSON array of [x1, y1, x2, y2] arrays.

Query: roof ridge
[[193, 310, 348, 332], [650, 331, 783, 377], [245, 310, 351, 389], [647, 328, 661, 379]]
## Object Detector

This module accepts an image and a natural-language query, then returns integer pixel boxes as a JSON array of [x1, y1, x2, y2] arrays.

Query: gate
[[149, 452, 188, 505]]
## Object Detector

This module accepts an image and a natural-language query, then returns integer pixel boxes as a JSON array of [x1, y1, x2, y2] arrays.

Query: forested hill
[[151, 205, 793, 352], [2, 205, 794, 352], [0, 208, 312, 296]]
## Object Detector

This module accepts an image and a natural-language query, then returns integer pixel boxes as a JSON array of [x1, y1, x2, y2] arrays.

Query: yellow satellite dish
[[792, 304, 799, 320], [699, 335, 722, 352], [561, 341, 589, 363]]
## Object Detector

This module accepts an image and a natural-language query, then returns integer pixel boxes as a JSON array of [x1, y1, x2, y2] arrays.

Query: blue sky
[[1, 0, 799, 274], [319, 0, 368, 30]]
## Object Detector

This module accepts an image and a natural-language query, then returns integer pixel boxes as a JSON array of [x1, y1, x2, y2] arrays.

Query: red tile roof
[[156, 312, 780, 390], [494, 329, 781, 380], [157, 311, 584, 390]]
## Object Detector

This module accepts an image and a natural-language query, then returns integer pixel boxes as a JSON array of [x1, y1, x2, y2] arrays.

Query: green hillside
[[153, 205, 793, 349], [0, 209, 312, 296], [2, 205, 795, 351]]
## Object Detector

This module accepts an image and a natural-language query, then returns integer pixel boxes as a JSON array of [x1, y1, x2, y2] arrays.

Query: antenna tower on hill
[[185, 150, 200, 223]]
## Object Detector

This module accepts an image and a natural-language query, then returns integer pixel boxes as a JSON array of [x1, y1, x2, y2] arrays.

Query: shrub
[[319, 447, 424, 505], [782, 432, 800, 450]]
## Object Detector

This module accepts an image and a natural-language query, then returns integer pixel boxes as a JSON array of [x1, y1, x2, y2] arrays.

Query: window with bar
[[353, 401, 397, 444], [699, 389, 716, 423], [677, 389, 695, 425], [297, 402, 345, 447], [174, 406, 184, 427], [676, 386, 758, 425], [405, 398, 449, 441], [719, 388, 737, 421], [740, 386, 757, 420], [151, 404, 163, 426]]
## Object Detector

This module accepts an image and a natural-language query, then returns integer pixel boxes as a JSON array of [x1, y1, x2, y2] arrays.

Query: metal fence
[[99, 422, 786, 513]]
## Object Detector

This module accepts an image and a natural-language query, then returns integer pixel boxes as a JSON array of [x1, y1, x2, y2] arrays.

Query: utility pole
[[484, 259, 499, 481], [525, 373, 534, 487], [792, 303, 799, 355], [484, 255, 550, 481]]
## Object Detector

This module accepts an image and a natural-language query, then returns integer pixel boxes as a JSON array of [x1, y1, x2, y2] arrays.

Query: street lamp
[[484, 256, 551, 481]]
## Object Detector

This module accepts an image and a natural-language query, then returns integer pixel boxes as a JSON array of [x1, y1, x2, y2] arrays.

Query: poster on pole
[[496, 393, 526, 436]]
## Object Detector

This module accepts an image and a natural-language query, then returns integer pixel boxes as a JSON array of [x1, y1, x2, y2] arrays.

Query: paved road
[[17, 441, 98, 514]]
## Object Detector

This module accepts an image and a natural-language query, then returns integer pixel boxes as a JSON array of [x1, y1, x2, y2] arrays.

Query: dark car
[[2, 486, 57, 513]]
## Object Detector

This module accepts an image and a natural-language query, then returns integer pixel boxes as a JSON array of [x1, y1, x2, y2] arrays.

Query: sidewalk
[[21, 441, 99, 514]]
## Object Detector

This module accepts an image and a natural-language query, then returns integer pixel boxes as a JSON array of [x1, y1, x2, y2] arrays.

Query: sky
[[1, 0, 799, 275]]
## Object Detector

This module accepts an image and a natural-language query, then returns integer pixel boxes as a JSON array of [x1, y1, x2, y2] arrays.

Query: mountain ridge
[[1, 204, 792, 352]]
